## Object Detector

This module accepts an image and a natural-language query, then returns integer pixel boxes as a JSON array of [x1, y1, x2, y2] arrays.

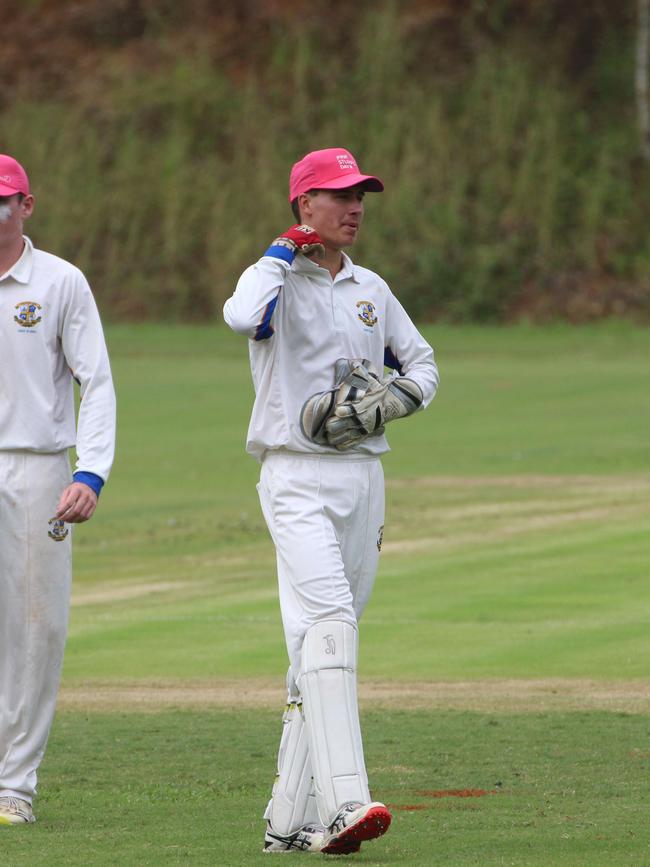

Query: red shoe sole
[[321, 805, 392, 855]]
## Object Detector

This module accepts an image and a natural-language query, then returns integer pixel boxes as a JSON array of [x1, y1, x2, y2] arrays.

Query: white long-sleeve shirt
[[0, 236, 116, 481], [224, 251, 438, 461]]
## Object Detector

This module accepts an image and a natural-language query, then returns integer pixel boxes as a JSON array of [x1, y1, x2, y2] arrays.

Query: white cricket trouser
[[259, 450, 385, 828], [257, 450, 385, 685], [0, 450, 72, 803]]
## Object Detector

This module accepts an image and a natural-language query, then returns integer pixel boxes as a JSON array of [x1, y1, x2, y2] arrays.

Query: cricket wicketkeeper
[[223, 147, 438, 854]]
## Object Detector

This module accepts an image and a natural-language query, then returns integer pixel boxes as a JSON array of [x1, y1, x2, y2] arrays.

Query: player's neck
[[0, 233, 25, 276], [320, 247, 344, 280]]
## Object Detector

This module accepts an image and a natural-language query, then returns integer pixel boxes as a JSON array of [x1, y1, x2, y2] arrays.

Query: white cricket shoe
[[263, 821, 324, 852], [320, 801, 391, 855], [0, 797, 36, 825]]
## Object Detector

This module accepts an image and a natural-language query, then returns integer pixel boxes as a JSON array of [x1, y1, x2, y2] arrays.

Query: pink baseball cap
[[0, 155, 30, 197], [289, 148, 383, 201]]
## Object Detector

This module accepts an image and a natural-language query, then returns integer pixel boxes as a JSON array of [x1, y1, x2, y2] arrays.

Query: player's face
[[0, 194, 34, 238], [300, 187, 365, 250]]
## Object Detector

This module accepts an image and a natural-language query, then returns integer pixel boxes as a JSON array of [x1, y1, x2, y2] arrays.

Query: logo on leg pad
[[324, 634, 336, 655]]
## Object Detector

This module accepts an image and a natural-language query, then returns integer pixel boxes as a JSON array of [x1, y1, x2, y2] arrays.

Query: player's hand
[[300, 358, 380, 447], [267, 225, 325, 260], [326, 370, 423, 450], [55, 482, 98, 523]]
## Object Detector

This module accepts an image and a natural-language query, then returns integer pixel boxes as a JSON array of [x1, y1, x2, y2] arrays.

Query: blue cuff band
[[263, 245, 296, 264], [73, 471, 104, 497]]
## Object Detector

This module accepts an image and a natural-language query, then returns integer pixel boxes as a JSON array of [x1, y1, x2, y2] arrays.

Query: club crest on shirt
[[48, 518, 69, 542], [356, 300, 377, 327], [14, 301, 42, 328]]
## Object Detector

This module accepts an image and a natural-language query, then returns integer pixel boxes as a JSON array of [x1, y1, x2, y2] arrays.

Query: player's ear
[[297, 192, 312, 220], [20, 195, 35, 220]]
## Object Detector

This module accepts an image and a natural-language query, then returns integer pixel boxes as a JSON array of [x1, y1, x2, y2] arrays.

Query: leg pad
[[299, 620, 370, 825], [264, 701, 317, 835]]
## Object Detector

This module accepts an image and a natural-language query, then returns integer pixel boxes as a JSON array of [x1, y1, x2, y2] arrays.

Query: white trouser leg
[[257, 452, 384, 828], [263, 671, 318, 834], [298, 620, 370, 826], [0, 451, 72, 802], [257, 452, 384, 678]]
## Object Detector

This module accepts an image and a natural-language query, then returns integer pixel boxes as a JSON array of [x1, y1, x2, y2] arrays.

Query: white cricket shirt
[[224, 251, 438, 461], [0, 236, 116, 480]]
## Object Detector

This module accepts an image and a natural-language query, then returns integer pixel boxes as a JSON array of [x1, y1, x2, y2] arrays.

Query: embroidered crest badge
[[14, 301, 42, 328], [356, 300, 377, 327], [48, 518, 69, 542]]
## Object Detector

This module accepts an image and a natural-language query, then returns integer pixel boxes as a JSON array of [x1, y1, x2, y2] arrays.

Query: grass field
[[2, 323, 649, 865]]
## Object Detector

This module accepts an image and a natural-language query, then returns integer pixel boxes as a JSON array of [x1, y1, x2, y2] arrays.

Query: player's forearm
[[384, 299, 439, 408], [384, 338, 439, 409], [224, 258, 289, 340], [61, 284, 117, 481], [398, 351, 439, 409], [74, 368, 116, 482]]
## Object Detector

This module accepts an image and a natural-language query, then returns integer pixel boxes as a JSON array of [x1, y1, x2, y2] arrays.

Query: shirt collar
[[292, 249, 360, 283], [336, 251, 360, 283], [0, 236, 34, 284]]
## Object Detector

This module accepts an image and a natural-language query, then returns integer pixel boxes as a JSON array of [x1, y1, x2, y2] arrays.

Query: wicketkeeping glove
[[325, 367, 423, 450], [300, 359, 379, 446], [264, 224, 325, 263]]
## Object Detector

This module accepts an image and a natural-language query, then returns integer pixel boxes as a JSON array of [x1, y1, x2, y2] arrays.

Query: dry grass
[[58, 677, 650, 714]]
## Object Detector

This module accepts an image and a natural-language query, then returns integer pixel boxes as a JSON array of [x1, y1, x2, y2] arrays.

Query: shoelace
[[0, 797, 30, 815]]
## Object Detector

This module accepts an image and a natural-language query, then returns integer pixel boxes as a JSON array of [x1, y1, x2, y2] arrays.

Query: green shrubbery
[[3, 3, 648, 320]]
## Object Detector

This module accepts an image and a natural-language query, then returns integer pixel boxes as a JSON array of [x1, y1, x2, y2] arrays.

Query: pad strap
[[265, 700, 318, 834]]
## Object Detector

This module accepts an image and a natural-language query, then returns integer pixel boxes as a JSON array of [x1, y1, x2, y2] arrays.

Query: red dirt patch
[[388, 804, 429, 811], [416, 789, 498, 798]]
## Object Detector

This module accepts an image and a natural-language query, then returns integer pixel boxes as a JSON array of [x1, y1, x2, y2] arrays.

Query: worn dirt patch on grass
[[415, 789, 497, 798], [71, 581, 193, 606], [57, 678, 650, 713], [386, 474, 650, 492], [382, 473, 650, 554], [381, 505, 636, 554]]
